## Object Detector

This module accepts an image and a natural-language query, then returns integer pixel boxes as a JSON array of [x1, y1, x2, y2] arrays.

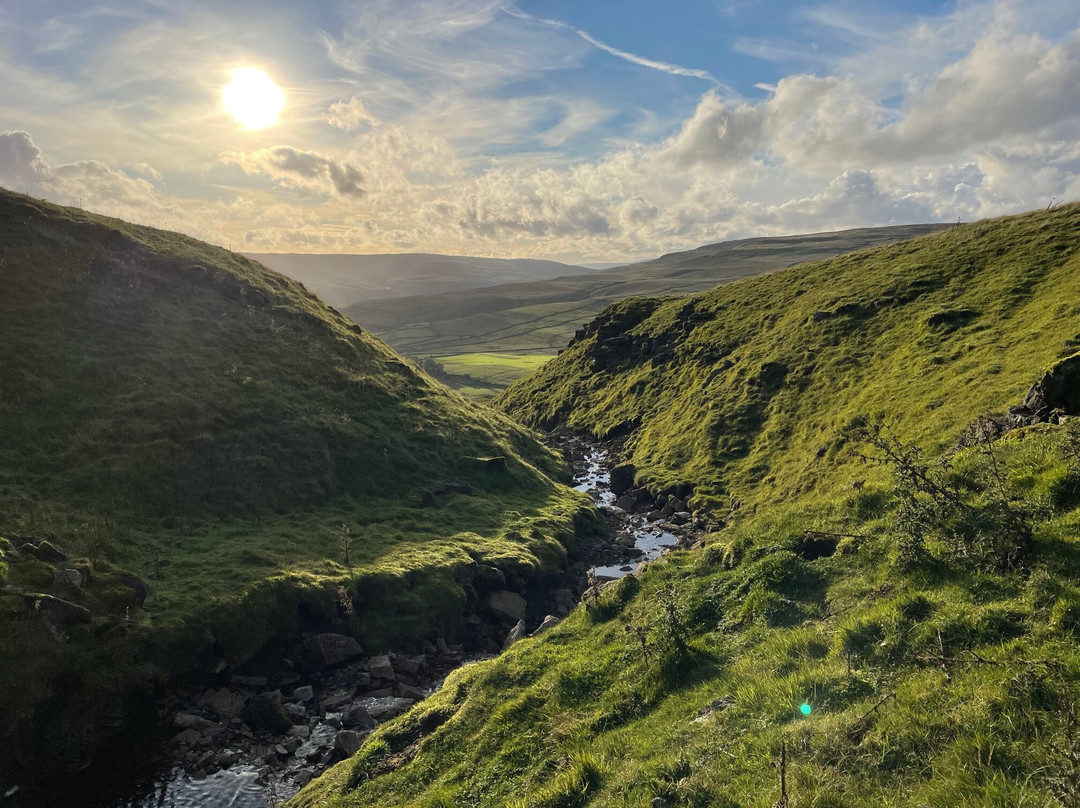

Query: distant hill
[[0, 188, 586, 778], [245, 252, 593, 308], [344, 224, 949, 390]]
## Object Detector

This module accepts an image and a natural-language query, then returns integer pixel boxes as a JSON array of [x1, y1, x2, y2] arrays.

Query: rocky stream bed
[[5, 434, 707, 808]]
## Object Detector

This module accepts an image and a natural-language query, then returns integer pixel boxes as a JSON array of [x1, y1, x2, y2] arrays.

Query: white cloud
[[327, 96, 377, 131], [221, 146, 365, 196]]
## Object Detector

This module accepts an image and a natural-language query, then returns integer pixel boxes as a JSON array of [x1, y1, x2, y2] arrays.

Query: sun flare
[[222, 67, 285, 130]]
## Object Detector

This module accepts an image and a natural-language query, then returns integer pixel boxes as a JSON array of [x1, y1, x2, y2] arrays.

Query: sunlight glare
[[222, 67, 285, 130]]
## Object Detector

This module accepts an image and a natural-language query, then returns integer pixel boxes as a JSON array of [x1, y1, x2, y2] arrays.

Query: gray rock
[[343, 705, 376, 730], [293, 769, 314, 788], [367, 697, 414, 720], [53, 567, 83, 593], [368, 654, 396, 681], [173, 728, 201, 746], [173, 712, 215, 730], [502, 619, 527, 650], [334, 730, 365, 756], [552, 588, 575, 615], [397, 684, 425, 700], [289, 725, 311, 739], [615, 495, 636, 512], [321, 690, 354, 711], [304, 633, 364, 669], [283, 737, 302, 754], [202, 689, 246, 721], [486, 590, 527, 623], [292, 685, 315, 703], [367, 687, 394, 698], [652, 799, 671, 808], [283, 702, 308, 723], [609, 464, 637, 496], [531, 615, 560, 637], [393, 654, 424, 676], [26, 540, 67, 563], [671, 511, 692, 526], [239, 693, 293, 734]]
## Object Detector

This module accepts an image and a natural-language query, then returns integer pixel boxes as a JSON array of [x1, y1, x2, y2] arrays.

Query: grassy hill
[[0, 188, 590, 775], [344, 224, 947, 394], [292, 204, 1080, 807], [247, 252, 592, 309]]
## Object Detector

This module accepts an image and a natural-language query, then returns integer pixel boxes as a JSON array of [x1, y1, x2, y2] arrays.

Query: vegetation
[[0, 187, 589, 774], [292, 204, 1080, 807], [345, 224, 946, 389]]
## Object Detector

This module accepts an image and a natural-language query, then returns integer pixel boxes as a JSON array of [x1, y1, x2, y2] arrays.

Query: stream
[[7, 436, 695, 808]]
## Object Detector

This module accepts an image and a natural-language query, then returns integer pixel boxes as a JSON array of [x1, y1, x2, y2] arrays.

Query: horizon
[[1, 0, 1077, 263]]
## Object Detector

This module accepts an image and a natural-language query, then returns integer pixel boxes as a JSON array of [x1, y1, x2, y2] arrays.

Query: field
[[433, 353, 556, 387]]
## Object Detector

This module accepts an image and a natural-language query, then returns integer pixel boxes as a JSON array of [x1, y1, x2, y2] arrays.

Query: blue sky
[[1, 0, 1078, 261]]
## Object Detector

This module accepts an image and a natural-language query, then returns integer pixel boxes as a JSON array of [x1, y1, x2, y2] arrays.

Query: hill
[[246, 252, 592, 309], [344, 224, 947, 392], [0, 188, 590, 779], [292, 204, 1080, 807]]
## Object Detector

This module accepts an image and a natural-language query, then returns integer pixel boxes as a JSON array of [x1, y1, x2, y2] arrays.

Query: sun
[[222, 67, 285, 130]]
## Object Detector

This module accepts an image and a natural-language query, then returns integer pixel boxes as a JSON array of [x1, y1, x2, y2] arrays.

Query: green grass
[[435, 353, 556, 387], [290, 204, 1080, 807], [0, 187, 590, 775]]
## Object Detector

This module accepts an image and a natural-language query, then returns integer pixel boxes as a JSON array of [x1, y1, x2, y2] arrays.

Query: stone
[[502, 619, 527, 650], [609, 463, 637, 496], [367, 687, 394, 698], [117, 573, 148, 608], [368, 654, 396, 681], [53, 567, 83, 593], [239, 693, 293, 734], [304, 633, 364, 669], [289, 725, 311, 739], [397, 684, 425, 701], [283, 702, 308, 723], [552, 589, 575, 615], [652, 798, 672, 808], [173, 729, 201, 746], [367, 697, 414, 720], [393, 654, 424, 676], [321, 691, 353, 712], [203, 689, 246, 721], [334, 730, 365, 756], [343, 705, 376, 730], [531, 615, 560, 637], [173, 712, 216, 731], [26, 540, 67, 563], [293, 769, 314, 788], [29, 593, 91, 625], [615, 495, 636, 512], [486, 590, 527, 623], [292, 685, 315, 703], [283, 737, 302, 754], [671, 511, 692, 526]]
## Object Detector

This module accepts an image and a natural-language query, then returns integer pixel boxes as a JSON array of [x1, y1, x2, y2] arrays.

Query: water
[[571, 446, 676, 578]]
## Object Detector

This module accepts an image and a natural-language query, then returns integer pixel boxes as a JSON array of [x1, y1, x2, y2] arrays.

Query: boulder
[[173, 729, 201, 746], [304, 633, 364, 669], [486, 590, 527, 624], [531, 615, 560, 637], [239, 693, 293, 734], [283, 702, 308, 723], [203, 689, 246, 721], [609, 464, 636, 496], [293, 769, 314, 788], [117, 573, 148, 608], [368, 654, 396, 681], [173, 712, 216, 731], [368, 697, 414, 720], [31, 594, 91, 625], [289, 725, 311, 739], [393, 654, 424, 676], [334, 730, 365, 757], [292, 685, 315, 703], [615, 495, 636, 512], [321, 691, 354, 712], [552, 589, 575, 615], [26, 540, 67, 564], [502, 619, 527, 650], [343, 705, 376, 730]]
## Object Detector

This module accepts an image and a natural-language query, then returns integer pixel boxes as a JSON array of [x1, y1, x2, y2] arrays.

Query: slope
[[0, 188, 590, 778], [247, 252, 592, 309], [293, 204, 1080, 807], [344, 223, 947, 390]]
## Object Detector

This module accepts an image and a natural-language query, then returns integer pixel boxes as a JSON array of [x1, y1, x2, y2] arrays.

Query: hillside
[[246, 252, 592, 309], [0, 189, 590, 780], [292, 204, 1080, 807], [344, 224, 947, 392]]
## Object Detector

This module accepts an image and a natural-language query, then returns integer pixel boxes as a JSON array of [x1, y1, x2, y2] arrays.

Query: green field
[[435, 352, 556, 387]]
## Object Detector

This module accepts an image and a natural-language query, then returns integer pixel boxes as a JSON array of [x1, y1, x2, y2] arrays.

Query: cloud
[[222, 146, 365, 197], [327, 96, 377, 131], [0, 130, 49, 189]]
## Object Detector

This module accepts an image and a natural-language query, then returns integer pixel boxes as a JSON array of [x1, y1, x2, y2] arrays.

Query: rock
[[393, 654, 424, 676], [671, 511, 692, 526], [293, 769, 314, 788], [486, 590, 527, 623], [652, 798, 672, 808], [26, 540, 67, 563], [30, 594, 91, 625], [474, 565, 506, 589], [434, 478, 472, 496], [304, 633, 364, 669], [289, 725, 311, 739], [615, 495, 636, 512], [231, 675, 269, 689], [502, 619, 527, 650], [52, 568, 83, 595], [609, 464, 637, 496], [334, 730, 365, 756], [203, 689, 246, 721], [283, 737, 302, 754], [321, 691, 353, 712], [239, 693, 293, 734], [367, 687, 394, 698], [397, 684, 425, 701], [368, 654, 396, 681], [173, 712, 216, 731], [463, 455, 507, 472], [531, 615, 560, 637], [368, 697, 414, 720], [283, 702, 308, 723], [292, 685, 315, 703], [344, 705, 376, 730], [552, 589, 575, 615], [117, 573, 148, 608], [173, 729, 201, 746]]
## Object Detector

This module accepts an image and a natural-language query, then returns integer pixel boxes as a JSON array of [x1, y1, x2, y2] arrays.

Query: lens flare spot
[[800, 702, 812, 716]]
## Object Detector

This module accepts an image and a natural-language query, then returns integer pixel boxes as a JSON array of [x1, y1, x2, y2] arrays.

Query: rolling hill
[[293, 204, 1080, 807], [0, 188, 590, 779], [344, 223, 947, 392], [246, 252, 593, 309]]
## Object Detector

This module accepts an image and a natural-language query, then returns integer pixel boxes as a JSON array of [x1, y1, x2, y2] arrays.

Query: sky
[[0, 0, 1078, 263]]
